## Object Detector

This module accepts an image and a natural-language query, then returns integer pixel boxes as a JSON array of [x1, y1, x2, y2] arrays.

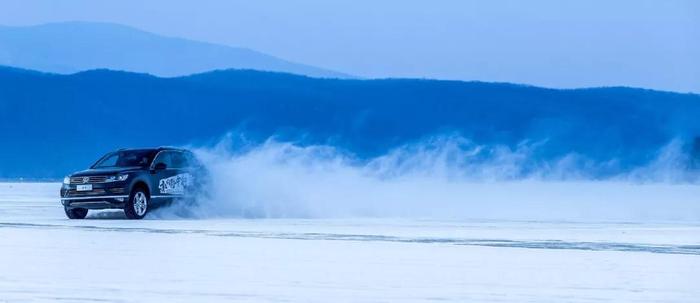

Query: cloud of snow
[[152, 134, 700, 222]]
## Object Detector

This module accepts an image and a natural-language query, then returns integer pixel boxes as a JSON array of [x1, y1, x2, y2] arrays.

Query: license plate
[[76, 184, 93, 191]]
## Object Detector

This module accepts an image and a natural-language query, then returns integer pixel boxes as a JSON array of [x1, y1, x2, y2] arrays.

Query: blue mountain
[[0, 22, 349, 78], [1, 66, 699, 178]]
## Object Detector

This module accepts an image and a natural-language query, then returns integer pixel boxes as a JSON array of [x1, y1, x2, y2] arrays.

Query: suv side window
[[152, 151, 173, 168], [170, 152, 188, 169]]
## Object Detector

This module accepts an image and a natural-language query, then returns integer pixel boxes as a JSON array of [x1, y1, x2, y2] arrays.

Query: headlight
[[105, 174, 129, 182], [63, 176, 70, 184]]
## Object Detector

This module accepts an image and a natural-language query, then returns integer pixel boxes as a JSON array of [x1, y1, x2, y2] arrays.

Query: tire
[[64, 207, 88, 219], [125, 188, 149, 219]]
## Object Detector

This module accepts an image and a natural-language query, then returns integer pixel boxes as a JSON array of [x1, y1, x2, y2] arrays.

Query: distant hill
[[0, 22, 349, 78], [1, 66, 699, 178]]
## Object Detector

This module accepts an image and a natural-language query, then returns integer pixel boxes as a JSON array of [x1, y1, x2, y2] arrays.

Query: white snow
[[1, 182, 699, 302]]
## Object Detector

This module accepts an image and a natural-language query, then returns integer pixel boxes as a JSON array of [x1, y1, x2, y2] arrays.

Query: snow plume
[[153, 135, 700, 222]]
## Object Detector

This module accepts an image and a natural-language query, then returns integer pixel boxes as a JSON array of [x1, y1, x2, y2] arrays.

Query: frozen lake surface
[[1, 183, 699, 302]]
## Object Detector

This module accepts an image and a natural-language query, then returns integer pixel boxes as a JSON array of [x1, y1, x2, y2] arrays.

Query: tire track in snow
[[1, 222, 699, 256]]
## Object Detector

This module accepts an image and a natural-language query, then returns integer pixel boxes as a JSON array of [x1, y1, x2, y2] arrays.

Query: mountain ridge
[[0, 21, 351, 78], [4, 64, 696, 97], [1, 66, 699, 178]]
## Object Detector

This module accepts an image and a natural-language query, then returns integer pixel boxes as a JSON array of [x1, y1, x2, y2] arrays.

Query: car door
[[151, 151, 181, 200]]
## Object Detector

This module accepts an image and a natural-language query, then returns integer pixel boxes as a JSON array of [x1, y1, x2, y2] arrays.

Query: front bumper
[[61, 196, 129, 209], [61, 183, 129, 209]]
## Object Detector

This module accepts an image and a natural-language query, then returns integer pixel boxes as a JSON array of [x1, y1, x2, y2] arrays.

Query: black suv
[[60, 147, 204, 219]]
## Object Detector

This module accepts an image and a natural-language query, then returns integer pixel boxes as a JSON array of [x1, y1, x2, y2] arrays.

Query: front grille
[[70, 176, 108, 184], [67, 189, 107, 196]]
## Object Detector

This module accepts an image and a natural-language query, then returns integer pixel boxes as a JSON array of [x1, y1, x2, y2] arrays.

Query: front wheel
[[125, 189, 149, 219], [65, 207, 88, 219]]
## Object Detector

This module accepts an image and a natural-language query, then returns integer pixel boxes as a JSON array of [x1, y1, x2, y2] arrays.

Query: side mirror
[[154, 162, 167, 170]]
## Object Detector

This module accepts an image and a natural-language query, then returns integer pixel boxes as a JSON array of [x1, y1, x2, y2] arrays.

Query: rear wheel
[[125, 188, 149, 219], [64, 207, 88, 219]]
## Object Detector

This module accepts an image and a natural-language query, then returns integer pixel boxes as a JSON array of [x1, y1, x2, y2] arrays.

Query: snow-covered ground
[[1, 182, 699, 302]]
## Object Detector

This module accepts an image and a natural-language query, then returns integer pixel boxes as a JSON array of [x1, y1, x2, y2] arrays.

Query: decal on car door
[[158, 173, 192, 195]]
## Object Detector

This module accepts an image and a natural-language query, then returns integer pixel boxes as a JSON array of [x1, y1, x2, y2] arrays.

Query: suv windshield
[[92, 150, 157, 168]]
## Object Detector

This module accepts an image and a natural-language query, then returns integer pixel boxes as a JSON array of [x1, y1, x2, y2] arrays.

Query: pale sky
[[1, 0, 698, 92]]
